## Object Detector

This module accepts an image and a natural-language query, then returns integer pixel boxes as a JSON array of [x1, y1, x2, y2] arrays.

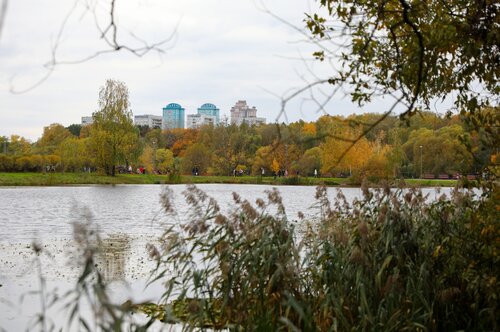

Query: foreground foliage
[[306, 0, 498, 118], [142, 182, 499, 331]]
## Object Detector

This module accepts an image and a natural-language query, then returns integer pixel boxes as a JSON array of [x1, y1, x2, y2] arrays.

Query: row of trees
[[0, 80, 495, 179]]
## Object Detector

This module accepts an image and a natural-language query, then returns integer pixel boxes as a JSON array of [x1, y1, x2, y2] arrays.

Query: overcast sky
[[0, 0, 392, 141]]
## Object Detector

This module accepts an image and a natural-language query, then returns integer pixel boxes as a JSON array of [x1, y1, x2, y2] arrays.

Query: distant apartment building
[[134, 114, 162, 128], [187, 113, 216, 128], [81, 116, 93, 125], [230, 100, 266, 126], [162, 103, 185, 130], [187, 103, 220, 129], [197, 103, 220, 124]]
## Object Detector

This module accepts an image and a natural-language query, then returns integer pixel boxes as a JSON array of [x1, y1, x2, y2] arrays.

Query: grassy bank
[[0, 172, 458, 187]]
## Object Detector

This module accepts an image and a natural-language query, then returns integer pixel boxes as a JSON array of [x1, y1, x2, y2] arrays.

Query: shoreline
[[0, 172, 459, 187]]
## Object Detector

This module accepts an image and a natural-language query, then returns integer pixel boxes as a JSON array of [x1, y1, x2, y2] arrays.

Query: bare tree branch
[[8, 0, 179, 94], [0, 0, 7, 42], [334, 96, 404, 165], [399, 0, 425, 117]]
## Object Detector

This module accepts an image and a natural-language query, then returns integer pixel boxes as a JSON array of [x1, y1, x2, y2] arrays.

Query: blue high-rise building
[[162, 103, 185, 129], [197, 103, 220, 125]]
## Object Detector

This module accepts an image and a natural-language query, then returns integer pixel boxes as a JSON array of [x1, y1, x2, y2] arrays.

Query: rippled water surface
[[0, 184, 451, 242], [0, 184, 451, 330]]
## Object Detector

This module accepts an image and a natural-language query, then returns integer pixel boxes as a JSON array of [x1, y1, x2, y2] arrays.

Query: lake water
[[0, 184, 451, 330]]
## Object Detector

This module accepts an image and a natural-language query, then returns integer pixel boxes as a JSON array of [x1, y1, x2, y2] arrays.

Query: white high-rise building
[[134, 114, 162, 128], [81, 116, 93, 125], [186, 103, 220, 129], [187, 114, 217, 128], [230, 100, 266, 126]]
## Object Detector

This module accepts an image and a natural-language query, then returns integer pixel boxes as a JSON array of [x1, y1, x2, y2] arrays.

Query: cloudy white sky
[[0, 0, 391, 141]]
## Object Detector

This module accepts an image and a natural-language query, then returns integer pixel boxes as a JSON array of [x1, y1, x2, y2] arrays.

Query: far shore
[[0, 172, 459, 187]]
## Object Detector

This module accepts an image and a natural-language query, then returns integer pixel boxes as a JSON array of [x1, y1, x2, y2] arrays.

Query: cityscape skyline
[[0, 1, 415, 141], [81, 100, 266, 130]]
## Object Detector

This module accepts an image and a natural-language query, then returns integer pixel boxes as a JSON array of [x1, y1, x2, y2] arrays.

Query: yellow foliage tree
[[302, 122, 317, 136], [38, 123, 71, 154], [321, 134, 373, 176], [364, 145, 393, 179], [156, 148, 174, 173], [89, 79, 139, 176], [271, 159, 280, 174], [139, 146, 154, 173], [58, 137, 88, 172]]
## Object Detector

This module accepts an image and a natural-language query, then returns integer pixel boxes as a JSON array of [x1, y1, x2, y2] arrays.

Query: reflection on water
[[0, 184, 455, 330], [96, 234, 131, 281], [0, 234, 158, 331]]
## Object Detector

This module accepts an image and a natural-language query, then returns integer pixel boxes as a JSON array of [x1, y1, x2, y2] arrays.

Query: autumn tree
[[58, 137, 91, 172], [252, 146, 274, 175], [202, 124, 260, 175], [156, 148, 174, 173], [37, 123, 71, 154], [170, 128, 199, 157], [251, 142, 300, 175], [294, 147, 322, 176], [403, 126, 472, 176], [460, 106, 499, 174], [257, 124, 280, 147], [321, 132, 373, 176], [8, 135, 32, 156], [138, 146, 155, 173], [145, 128, 165, 149], [299, 0, 500, 179], [89, 79, 139, 176], [363, 145, 394, 179], [181, 143, 211, 175]]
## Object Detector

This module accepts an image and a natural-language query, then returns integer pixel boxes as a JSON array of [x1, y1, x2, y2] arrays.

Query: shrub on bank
[[144, 183, 498, 331]]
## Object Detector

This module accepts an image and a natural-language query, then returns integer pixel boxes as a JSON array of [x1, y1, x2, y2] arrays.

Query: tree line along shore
[[0, 80, 494, 183]]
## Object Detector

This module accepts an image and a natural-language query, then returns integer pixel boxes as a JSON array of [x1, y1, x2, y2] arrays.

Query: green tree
[[139, 145, 154, 173], [66, 124, 82, 137], [0, 136, 8, 154], [59, 137, 92, 172], [252, 146, 274, 175], [89, 79, 139, 176], [181, 143, 211, 175], [294, 147, 321, 176], [156, 148, 174, 173], [403, 126, 473, 176], [145, 128, 165, 148]]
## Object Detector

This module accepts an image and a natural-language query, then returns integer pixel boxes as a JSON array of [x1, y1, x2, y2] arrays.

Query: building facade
[[197, 103, 220, 125], [134, 114, 162, 128], [162, 103, 185, 130], [230, 100, 266, 126], [186, 103, 220, 129], [187, 113, 217, 129], [81, 116, 93, 125]]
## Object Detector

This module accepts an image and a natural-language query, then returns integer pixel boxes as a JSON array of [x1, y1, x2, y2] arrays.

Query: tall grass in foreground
[[147, 183, 498, 331], [30, 182, 498, 331]]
